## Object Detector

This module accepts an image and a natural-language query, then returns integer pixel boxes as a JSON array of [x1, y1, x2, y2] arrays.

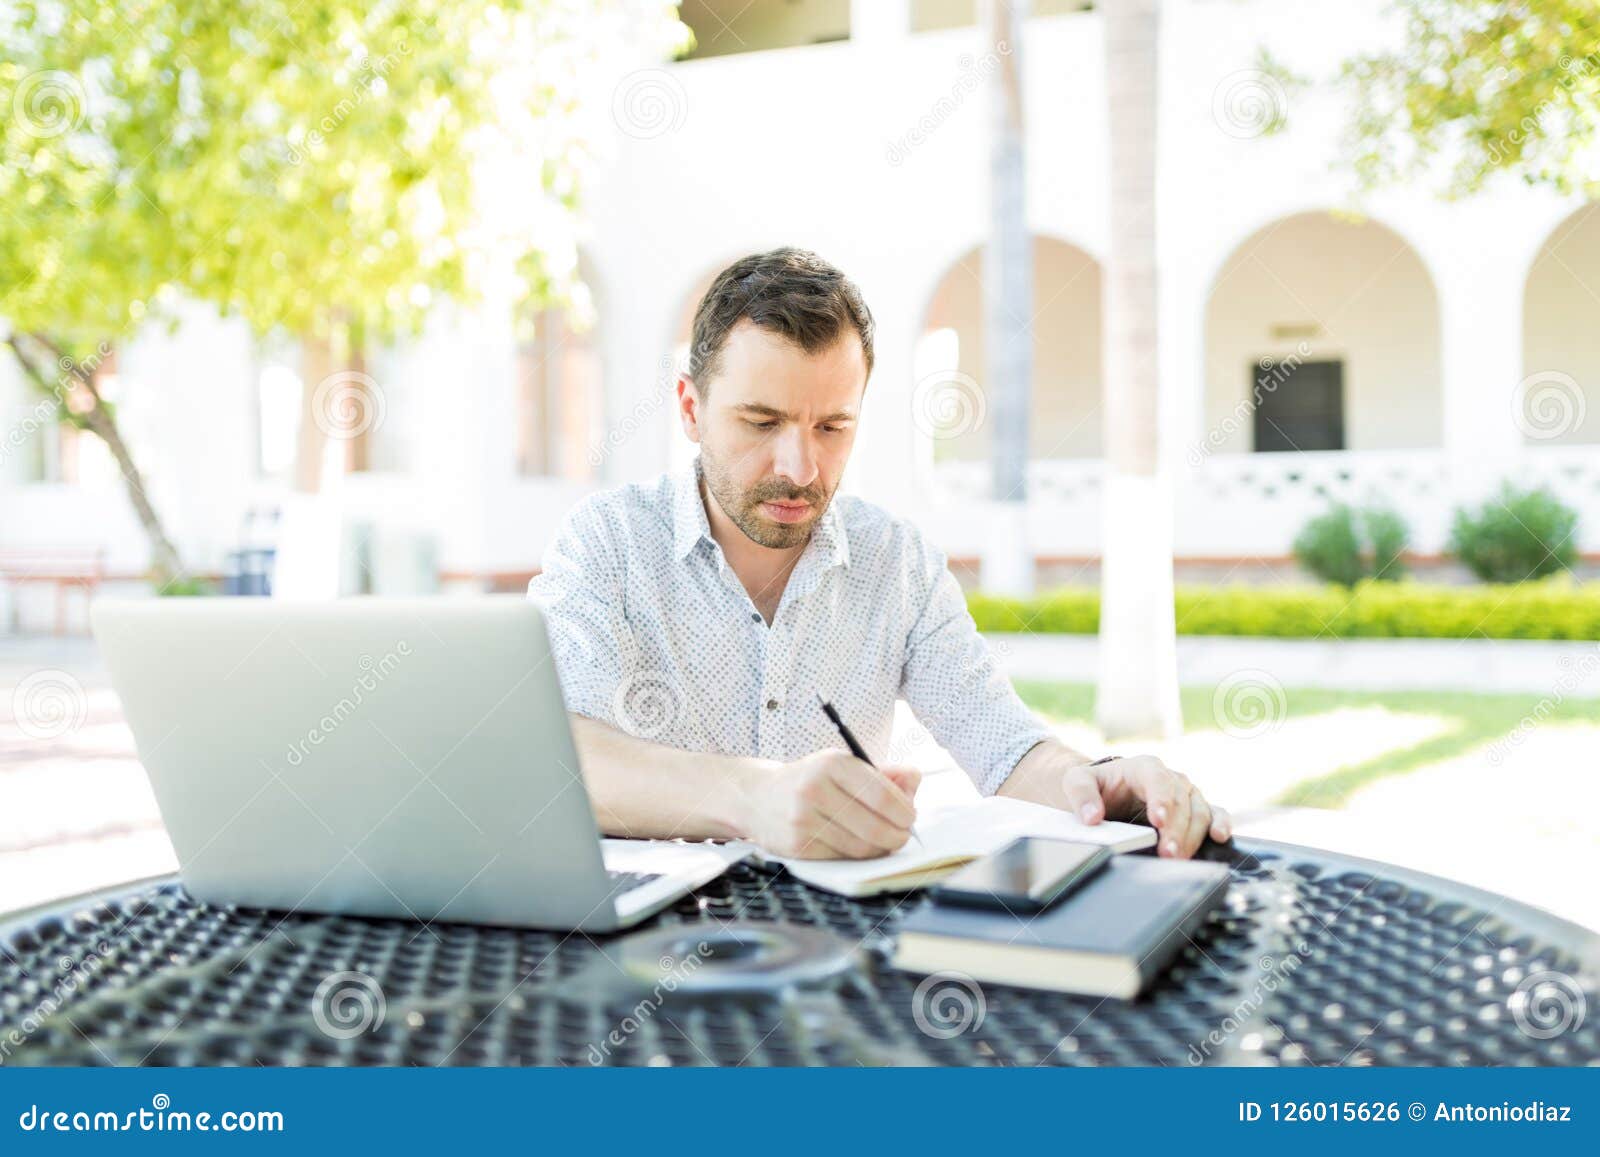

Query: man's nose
[[770, 428, 819, 489]]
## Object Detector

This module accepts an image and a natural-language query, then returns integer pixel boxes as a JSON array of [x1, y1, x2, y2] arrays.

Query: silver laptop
[[91, 596, 742, 931]]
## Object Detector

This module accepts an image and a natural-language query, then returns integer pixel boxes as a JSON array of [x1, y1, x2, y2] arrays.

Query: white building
[[3, 0, 1597, 624]]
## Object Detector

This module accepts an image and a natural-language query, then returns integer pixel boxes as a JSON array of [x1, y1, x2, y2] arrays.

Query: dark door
[[1252, 359, 1344, 452]]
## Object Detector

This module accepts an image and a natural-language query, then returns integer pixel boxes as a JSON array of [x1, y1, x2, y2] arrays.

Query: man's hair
[[688, 247, 875, 393]]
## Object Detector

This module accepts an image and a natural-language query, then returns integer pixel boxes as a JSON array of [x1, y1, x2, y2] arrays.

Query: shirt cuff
[[976, 728, 1055, 797]]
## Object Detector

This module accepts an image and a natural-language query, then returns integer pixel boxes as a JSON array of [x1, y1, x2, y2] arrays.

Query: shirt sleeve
[[525, 499, 630, 724], [898, 530, 1054, 796]]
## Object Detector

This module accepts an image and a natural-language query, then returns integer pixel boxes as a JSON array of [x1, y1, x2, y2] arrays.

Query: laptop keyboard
[[606, 868, 663, 893]]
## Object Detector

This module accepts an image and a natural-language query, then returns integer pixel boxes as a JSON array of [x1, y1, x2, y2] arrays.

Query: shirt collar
[[808, 493, 851, 571], [671, 456, 851, 572], [671, 458, 712, 561]]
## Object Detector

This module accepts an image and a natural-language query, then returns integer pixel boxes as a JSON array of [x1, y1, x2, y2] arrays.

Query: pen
[[817, 695, 925, 849]]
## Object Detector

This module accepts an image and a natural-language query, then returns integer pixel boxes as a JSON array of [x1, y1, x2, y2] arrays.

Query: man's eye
[[747, 419, 777, 430], [821, 424, 848, 434]]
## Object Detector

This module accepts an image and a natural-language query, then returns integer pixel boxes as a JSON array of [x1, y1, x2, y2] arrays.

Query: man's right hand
[[740, 749, 921, 860]]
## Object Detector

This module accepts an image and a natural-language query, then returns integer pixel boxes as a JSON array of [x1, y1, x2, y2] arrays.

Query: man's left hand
[[998, 742, 1232, 859]]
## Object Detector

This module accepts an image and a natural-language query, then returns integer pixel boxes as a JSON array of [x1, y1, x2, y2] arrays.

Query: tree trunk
[[979, 0, 1035, 596], [293, 323, 368, 491], [1097, 0, 1182, 739], [294, 333, 336, 493], [5, 335, 183, 586]]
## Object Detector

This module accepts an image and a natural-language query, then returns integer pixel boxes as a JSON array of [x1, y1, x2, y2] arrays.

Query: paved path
[[986, 633, 1600, 696]]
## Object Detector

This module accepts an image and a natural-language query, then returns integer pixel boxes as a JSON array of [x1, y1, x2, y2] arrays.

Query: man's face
[[678, 319, 867, 549]]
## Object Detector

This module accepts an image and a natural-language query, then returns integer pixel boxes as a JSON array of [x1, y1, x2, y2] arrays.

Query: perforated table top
[[2, 839, 1597, 1067]]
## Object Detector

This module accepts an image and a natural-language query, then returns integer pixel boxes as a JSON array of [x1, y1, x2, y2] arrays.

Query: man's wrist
[[717, 755, 781, 840], [1010, 736, 1097, 777], [997, 738, 1104, 799]]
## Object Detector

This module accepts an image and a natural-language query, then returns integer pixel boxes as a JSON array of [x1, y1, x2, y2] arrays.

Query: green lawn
[[1014, 680, 1600, 809]]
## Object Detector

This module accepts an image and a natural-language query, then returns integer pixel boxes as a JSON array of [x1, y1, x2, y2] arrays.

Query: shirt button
[[750, 612, 761, 623], [765, 698, 779, 711]]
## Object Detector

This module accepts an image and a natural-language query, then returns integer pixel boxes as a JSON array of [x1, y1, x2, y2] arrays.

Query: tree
[[0, 0, 687, 582], [1096, 0, 1182, 739], [979, 0, 1035, 597], [1307, 0, 1600, 197]]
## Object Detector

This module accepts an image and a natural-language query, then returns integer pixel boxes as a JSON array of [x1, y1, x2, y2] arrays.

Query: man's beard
[[700, 447, 834, 549]]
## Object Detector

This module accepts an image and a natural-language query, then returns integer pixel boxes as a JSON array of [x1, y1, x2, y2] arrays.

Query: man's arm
[[569, 714, 922, 859], [998, 739, 1232, 858], [531, 499, 921, 860], [897, 533, 1232, 858]]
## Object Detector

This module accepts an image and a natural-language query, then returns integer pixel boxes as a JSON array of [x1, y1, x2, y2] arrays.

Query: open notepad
[[746, 796, 1157, 897]]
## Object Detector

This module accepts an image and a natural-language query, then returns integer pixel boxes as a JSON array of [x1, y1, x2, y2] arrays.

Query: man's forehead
[[732, 399, 859, 422], [713, 320, 867, 410]]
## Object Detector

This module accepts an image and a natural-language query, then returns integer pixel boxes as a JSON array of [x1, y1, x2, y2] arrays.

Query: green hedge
[[967, 580, 1600, 640]]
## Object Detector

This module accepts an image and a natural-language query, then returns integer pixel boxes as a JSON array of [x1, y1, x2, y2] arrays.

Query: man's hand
[[999, 741, 1231, 859], [740, 749, 921, 860]]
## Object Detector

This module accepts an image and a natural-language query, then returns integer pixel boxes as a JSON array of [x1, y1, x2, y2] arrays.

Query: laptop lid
[[92, 597, 619, 929]]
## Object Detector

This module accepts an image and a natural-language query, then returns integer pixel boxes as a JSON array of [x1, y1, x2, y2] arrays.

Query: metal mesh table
[[3, 839, 1597, 1067]]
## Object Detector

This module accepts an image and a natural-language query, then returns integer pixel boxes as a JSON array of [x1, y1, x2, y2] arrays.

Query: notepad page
[[758, 796, 1156, 897]]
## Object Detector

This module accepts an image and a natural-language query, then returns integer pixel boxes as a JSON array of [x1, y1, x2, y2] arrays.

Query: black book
[[892, 855, 1230, 999]]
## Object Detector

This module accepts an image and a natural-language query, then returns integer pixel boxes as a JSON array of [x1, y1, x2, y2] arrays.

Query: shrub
[[967, 580, 1600, 640], [1364, 505, 1410, 580], [1450, 484, 1579, 584], [1292, 502, 1412, 585], [156, 576, 216, 597], [1293, 503, 1364, 586]]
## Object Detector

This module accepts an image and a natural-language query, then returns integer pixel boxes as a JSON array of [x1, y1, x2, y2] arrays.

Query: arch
[[914, 234, 1104, 463], [662, 255, 746, 472], [1203, 209, 1442, 453], [1521, 202, 1600, 445], [514, 248, 605, 480]]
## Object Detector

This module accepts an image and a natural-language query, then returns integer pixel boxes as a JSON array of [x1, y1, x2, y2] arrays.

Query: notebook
[[892, 854, 1230, 998], [748, 796, 1156, 898]]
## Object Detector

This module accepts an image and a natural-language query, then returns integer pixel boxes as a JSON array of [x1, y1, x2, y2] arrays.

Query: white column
[[851, 0, 912, 46], [849, 280, 921, 514], [1435, 232, 1527, 508]]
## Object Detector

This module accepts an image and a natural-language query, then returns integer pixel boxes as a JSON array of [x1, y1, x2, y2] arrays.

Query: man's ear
[[676, 375, 703, 444]]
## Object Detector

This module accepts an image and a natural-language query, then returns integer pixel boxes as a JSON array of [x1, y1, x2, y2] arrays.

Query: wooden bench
[[0, 549, 106, 636]]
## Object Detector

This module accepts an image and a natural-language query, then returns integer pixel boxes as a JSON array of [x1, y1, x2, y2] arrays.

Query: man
[[528, 248, 1231, 860]]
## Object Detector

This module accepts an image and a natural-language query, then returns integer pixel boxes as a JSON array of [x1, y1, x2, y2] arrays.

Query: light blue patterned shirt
[[526, 458, 1052, 795]]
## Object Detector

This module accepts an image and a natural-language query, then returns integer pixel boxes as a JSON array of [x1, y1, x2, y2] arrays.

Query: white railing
[[929, 446, 1600, 557]]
